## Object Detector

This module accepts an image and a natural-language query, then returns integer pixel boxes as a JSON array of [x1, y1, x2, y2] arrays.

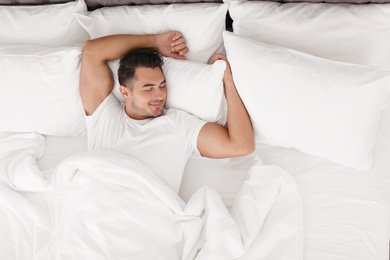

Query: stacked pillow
[[0, 46, 86, 137], [76, 3, 228, 63], [0, 1, 229, 137], [225, 0, 390, 170], [77, 2, 229, 123], [0, 1, 88, 47], [228, 1, 390, 68], [0, 1, 89, 136]]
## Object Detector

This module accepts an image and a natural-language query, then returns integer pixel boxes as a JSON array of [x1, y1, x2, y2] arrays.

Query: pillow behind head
[[109, 57, 227, 125], [76, 3, 228, 63], [223, 31, 390, 171]]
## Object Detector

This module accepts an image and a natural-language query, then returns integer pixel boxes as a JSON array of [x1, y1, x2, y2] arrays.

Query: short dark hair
[[118, 48, 163, 88]]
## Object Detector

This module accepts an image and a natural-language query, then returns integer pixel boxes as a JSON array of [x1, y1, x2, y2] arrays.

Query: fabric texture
[[0, 45, 86, 137], [86, 94, 206, 192], [109, 57, 227, 125], [228, 0, 390, 68], [75, 2, 228, 63], [0, 132, 303, 259], [0, 0, 88, 46], [223, 31, 390, 171]]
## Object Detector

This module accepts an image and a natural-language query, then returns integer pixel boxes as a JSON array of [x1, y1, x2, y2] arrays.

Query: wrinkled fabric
[[0, 132, 303, 260]]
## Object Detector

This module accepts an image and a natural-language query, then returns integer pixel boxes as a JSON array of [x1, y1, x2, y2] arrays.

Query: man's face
[[124, 67, 167, 120]]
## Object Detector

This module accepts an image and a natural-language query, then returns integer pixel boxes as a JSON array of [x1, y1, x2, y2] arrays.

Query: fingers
[[172, 31, 183, 41], [169, 52, 186, 60], [155, 31, 188, 58], [171, 44, 188, 56], [208, 53, 227, 64], [171, 33, 188, 56], [208, 53, 218, 64]]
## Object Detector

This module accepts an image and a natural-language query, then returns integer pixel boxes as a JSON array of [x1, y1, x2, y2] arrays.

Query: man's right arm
[[79, 32, 188, 116]]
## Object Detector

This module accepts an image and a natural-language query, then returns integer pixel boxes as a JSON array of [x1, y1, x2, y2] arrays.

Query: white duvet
[[0, 132, 303, 260]]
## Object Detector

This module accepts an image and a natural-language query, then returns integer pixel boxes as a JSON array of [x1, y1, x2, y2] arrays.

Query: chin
[[149, 108, 164, 118], [155, 109, 164, 117]]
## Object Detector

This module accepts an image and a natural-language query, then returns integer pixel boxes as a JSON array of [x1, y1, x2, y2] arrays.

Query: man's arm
[[197, 54, 255, 158], [79, 32, 188, 116]]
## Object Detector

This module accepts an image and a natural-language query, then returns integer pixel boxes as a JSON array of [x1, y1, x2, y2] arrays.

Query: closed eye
[[142, 80, 165, 91]]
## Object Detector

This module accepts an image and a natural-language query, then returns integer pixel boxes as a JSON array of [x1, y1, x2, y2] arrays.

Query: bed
[[0, 0, 389, 259]]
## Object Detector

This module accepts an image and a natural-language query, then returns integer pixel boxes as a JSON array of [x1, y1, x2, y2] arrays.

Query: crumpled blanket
[[0, 132, 303, 260]]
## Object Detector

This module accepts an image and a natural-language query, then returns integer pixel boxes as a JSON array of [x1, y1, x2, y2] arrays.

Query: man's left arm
[[197, 54, 255, 158]]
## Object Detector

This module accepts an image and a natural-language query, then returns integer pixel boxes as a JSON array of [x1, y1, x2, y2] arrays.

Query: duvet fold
[[0, 132, 303, 260]]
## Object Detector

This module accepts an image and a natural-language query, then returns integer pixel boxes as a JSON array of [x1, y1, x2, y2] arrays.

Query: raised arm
[[79, 32, 188, 115], [197, 54, 255, 158]]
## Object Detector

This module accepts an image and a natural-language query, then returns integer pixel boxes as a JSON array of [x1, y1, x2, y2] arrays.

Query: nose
[[154, 87, 166, 100]]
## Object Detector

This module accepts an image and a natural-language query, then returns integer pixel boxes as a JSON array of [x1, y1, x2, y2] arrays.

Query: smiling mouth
[[149, 100, 164, 107]]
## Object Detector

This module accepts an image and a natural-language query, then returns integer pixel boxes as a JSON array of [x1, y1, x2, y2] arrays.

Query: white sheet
[[256, 111, 390, 260], [0, 132, 302, 259], [182, 110, 390, 260], [20, 110, 390, 260]]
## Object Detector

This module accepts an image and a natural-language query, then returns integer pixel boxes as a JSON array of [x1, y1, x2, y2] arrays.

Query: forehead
[[134, 67, 164, 83]]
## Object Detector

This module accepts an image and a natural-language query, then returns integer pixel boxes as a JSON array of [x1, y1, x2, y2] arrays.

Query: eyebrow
[[142, 80, 166, 88]]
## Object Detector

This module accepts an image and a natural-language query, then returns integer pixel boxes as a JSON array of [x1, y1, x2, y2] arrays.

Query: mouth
[[148, 100, 164, 107]]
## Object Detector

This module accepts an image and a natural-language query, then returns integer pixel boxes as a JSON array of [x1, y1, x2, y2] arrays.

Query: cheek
[[136, 91, 151, 99]]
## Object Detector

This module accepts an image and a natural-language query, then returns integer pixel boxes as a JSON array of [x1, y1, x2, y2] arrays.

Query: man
[[80, 31, 254, 192]]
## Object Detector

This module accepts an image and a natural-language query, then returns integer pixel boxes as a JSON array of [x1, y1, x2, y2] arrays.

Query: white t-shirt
[[86, 94, 206, 192]]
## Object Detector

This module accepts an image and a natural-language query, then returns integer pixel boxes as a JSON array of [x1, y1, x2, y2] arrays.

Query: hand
[[208, 53, 233, 83], [154, 31, 188, 60]]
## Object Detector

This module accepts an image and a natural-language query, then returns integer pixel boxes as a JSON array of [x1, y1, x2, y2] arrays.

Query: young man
[[80, 31, 254, 192]]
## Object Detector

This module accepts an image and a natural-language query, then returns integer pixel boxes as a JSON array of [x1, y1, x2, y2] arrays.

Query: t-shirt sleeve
[[85, 94, 122, 150], [182, 111, 207, 155]]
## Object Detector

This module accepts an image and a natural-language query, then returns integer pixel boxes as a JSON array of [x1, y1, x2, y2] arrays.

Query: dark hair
[[118, 48, 163, 88]]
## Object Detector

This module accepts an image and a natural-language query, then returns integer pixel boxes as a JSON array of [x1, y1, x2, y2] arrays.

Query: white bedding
[[0, 132, 302, 259], [255, 110, 390, 260], [182, 110, 390, 259], [26, 109, 390, 259], [1, 1, 389, 259]]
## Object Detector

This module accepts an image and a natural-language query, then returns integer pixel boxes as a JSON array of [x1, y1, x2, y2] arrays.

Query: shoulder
[[163, 108, 199, 123], [97, 93, 121, 112], [104, 93, 121, 107], [86, 93, 122, 121], [163, 108, 206, 131]]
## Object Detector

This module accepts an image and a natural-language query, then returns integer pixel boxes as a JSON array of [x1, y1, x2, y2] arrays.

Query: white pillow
[[228, 1, 390, 68], [0, 45, 86, 137], [109, 57, 227, 125], [76, 3, 227, 63], [223, 31, 390, 171], [0, 0, 89, 47]]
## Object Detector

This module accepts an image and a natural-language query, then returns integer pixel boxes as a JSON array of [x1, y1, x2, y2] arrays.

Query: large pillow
[[76, 3, 227, 63], [0, 45, 86, 137], [0, 0, 89, 47], [109, 57, 228, 125], [228, 0, 390, 68], [223, 31, 390, 171]]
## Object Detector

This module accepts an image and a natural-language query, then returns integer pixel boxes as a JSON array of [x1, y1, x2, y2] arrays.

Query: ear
[[119, 85, 130, 99]]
